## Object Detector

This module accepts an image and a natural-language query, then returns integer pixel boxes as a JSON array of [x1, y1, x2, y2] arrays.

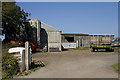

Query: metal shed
[[40, 22, 62, 52], [29, 19, 62, 52]]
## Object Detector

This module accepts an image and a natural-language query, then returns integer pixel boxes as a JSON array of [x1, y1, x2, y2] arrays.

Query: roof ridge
[[41, 22, 60, 31]]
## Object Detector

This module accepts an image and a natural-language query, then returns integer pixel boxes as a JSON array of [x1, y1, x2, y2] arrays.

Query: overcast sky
[[16, 2, 118, 37]]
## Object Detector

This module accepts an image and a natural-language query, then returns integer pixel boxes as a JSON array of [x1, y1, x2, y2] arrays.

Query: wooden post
[[25, 41, 29, 71], [20, 50, 25, 72], [82, 39, 83, 47], [79, 39, 81, 47], [29, 45, 32, 66]]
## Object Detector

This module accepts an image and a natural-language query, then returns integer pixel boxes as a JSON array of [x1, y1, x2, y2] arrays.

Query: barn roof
[[41, 22, 60, 32], [61, 33, 89, 36], [62, 33, 114, 36]]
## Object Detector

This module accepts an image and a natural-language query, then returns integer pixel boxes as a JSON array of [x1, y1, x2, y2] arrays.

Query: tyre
[[106, 48, 110, 52], [91, 48, 95, 52]]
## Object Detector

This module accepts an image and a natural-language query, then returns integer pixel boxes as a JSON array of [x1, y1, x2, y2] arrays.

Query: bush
[[2, 42, 20, 55], [2, 42, 23, 79], [2, 54, 20, 79]]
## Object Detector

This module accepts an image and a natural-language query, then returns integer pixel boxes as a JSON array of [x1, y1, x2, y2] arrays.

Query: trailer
[[90, 35, 114, 52]]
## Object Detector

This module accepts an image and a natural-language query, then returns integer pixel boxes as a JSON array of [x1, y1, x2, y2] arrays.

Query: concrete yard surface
[[17, 49, 118, 78]]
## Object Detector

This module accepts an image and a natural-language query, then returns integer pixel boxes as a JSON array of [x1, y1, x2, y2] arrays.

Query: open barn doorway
[[65, 37, 74, 42]]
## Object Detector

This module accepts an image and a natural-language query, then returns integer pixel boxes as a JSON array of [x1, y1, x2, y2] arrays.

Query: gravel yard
[[18, 49, 118, 78]]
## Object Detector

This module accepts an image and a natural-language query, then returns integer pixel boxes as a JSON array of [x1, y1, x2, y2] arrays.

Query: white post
[[25, 41, 29, 71], [21, 50, 25, 72], [37, 20, 40, 44], [76, 40, 78, 48], [79, 39, 81, 47]]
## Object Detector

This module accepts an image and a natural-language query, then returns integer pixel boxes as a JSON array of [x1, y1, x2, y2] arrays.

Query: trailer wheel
[[91, 48, 95, 52], [106, 49, 110, 52], [109, 49, 114, 52], [111, 49, 114, 52], [97, 49, 98, 52]]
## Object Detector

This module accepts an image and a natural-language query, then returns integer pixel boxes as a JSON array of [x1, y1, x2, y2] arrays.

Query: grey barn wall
[[47, 31, 61, 52], [61, 34, 91, 48], [61, 34, 114, 48], [74, 35, 91, 47], [40, 22, 62, 52], [29, 19, 62, 52]]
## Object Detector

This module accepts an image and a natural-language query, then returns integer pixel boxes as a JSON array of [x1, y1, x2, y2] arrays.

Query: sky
[[12, 0, 120, 2], [16, 2, 118, 37]]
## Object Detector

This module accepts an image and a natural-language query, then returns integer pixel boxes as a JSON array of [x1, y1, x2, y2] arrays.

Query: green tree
[[2, 2, 31, 41]]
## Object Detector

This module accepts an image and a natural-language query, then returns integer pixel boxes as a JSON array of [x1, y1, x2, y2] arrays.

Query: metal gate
[[62, 42, 76, 49]]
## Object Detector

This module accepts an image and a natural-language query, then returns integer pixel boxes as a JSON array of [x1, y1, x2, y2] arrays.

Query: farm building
[[61, 33, 90, 48], [29, 19, 62, 52], [61, 33, 114, 49], [28, 19, 41, 45], [40, 22, 62, 52], [28, 19, 114, 51]]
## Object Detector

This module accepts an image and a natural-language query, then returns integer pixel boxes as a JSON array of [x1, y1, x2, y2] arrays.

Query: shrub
[[2, 42, 20, 55], [2, 54, 20, 79]]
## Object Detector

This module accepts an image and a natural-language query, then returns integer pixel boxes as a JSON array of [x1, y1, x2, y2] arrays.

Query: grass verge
[[113, 47, 119, 53], [111, 63, 120, 73], [16, 62, 45, 76], [74, 47, 90, 50]]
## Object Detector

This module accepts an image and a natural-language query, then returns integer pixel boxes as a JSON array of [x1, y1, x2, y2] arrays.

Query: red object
[[10, 41, 16, 44], [10, 40, 37, 51], [29, 41, 36, 50], [36, 50, 44, 53]]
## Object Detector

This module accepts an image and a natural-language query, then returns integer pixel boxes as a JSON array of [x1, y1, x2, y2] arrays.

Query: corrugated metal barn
[[40, 22, 62, 52], [29, 19, 62, 52], [29, 19, 114, 51]]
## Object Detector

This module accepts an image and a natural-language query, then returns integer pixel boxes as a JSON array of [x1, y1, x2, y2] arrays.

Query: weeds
[[111, 63, 120, 73]]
